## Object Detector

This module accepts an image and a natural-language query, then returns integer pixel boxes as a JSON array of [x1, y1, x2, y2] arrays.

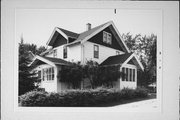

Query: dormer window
[[103, 31, 112, 45]]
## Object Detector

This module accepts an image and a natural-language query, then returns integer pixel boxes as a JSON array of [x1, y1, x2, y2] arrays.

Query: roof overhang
[[29, 55, 56, 67], [121, 53, 144, 71], [80, 21, 130, 53], [46, 27, 68, 46]]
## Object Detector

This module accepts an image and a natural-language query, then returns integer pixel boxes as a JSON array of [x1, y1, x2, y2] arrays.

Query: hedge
[[19, 87, 149, 107]]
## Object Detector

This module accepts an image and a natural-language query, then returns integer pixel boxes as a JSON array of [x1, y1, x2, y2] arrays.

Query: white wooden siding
[[83, 41, 124, 64], [46, 45, 81, 63], [66, 44, 81, 62]]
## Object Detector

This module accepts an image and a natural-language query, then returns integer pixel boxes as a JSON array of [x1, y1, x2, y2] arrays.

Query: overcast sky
[[16, 9, 161, 47]]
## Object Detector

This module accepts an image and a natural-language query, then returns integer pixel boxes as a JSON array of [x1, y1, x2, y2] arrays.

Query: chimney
[[86, 23, 91, 31]]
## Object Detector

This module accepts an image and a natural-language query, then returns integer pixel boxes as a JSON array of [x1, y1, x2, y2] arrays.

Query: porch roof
[[42, 57, 72, 65], [100, 53, 133, 66], [30, 56, 72, 67], [100, 53, 144, 71]]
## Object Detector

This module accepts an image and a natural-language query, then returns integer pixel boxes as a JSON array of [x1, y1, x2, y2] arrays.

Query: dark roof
[[57, 28, 79, 38], [42, 57, 72, 65], [76, 22, 108, 42], [100, 53, 133, 66], [57, 21, 109, 43]]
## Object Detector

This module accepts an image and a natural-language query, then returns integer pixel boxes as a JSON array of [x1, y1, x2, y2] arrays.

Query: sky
[[16, 9, 161, 47]]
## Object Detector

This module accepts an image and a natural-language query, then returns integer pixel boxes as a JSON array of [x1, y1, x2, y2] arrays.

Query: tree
[[122, 33, 157, 87], [59, 62, 83, 89], [19, 38, 46, 95], [98, 65, 122, 88]]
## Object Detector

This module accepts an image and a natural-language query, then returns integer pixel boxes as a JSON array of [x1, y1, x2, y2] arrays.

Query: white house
[[30, 21, 144, 92]]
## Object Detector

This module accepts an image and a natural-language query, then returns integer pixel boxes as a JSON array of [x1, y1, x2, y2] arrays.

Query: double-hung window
[[103, 31, 112, 45], [94, 45, 99, 58]]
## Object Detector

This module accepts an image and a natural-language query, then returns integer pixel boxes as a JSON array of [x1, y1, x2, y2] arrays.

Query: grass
[[95, 93, 156, 107]]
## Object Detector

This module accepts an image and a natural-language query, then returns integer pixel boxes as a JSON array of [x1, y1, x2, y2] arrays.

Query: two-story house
[[30, 21, 144, 92]]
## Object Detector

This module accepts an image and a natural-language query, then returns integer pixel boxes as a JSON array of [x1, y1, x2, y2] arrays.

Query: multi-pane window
[[94, 45, 99, 58], [63, 46, 67, 59], [42, 67, 54, 81], [126, 68, 128, 81], [122, 68, 125, 81], [130, 69, 132, 81], [53, 49, 57, 58], [103, 31, 112, 45], [133, 69, 135, 81], [122, 67, 136, 82]]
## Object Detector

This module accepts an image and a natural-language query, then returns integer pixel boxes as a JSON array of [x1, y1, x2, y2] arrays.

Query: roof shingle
[[57, 28, 79, 38], [100, 53, 133, 66], [42, 57, 72, 65]]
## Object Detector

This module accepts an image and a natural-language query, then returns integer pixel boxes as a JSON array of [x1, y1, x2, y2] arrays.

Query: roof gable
[[100, 53, 132, 66], [30, 56, 72, 66], [57, 28, 79, 39], [87, 25, 124, 51], [100, 53, 144, 71], [46, 21, 130, 53]]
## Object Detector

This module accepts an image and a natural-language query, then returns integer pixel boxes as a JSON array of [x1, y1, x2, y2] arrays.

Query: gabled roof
[[30, 56, 72, 67], [100, 53, 133, 66], [57, 28, 79, 39], [100, 53, 144, 71], [46, 21, 130, 53]]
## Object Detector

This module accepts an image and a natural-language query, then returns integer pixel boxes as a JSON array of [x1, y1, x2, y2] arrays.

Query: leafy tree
[[98, 65, 122, 87], [19, 38, 46, 95], [59, 62, 83, 89], [122, 33, 157, 87], [59, 61, 123, 89]]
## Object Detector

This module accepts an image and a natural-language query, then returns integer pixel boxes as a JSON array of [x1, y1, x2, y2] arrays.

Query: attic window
[[103, 31, 112, 45]]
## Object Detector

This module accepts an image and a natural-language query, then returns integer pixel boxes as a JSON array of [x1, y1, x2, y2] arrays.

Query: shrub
[[19, 87, 149, 107]]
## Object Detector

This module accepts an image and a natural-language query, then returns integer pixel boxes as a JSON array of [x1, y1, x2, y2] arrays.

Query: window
[[42, 67, 54, 81], [122, 67, 125, 81], [103, 31, 112, 45], [126, 68, 128, 81], [38, 71, 41, 79], [116, 51, 120, 55], [133, 69, 135, 82], [130, 69, 132, 81], [94, 45, 99, 58], [53, 49, 57, 57], [63, 46, 67, 59]]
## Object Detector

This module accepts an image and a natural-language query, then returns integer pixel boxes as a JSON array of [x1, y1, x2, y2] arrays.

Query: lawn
[[95, 93, 156, 107]]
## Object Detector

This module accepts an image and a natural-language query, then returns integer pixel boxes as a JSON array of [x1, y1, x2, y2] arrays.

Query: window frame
[[63, 46, 67, 59], [103, 31, 112, 45], [42, 67, 54, 81], [53, 49, 57, 58], [94, 45, 99, 58]]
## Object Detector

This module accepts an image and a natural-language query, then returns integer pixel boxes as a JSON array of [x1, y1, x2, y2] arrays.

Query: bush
[[19, 87, 149, 107]]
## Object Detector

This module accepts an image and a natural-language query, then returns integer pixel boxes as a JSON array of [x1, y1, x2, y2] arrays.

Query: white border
[[1, 1, 179, 120]]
